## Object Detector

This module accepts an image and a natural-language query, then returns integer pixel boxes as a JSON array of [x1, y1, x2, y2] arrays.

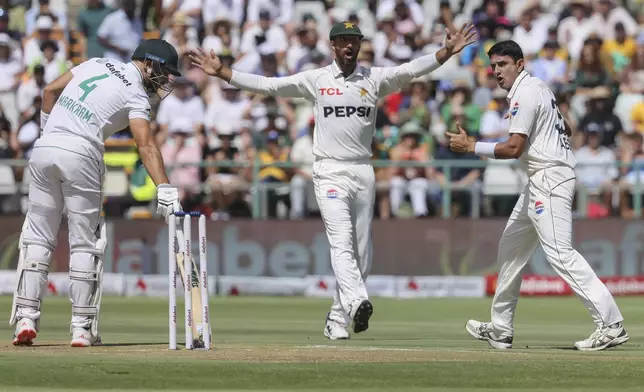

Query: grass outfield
[[0, 296, 643, 391]]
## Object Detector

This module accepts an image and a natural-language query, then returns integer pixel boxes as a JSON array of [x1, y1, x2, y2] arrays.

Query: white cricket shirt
[[38, 57, 151, 161], [506, 70, 576, 177], [229, 54, 441, 161]]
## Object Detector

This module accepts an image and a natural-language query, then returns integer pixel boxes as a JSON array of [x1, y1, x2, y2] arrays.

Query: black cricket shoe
[[351, 300, 373, 334]]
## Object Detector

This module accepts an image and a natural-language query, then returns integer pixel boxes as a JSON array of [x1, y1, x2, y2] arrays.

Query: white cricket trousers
[[313, 158, 374, 326], [491, 166, 623, 338], [16, 143, 104, 329]]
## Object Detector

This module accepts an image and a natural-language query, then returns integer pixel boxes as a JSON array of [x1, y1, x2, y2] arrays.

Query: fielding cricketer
[[446, 40, 628, 351], [11, 39, 183, 347], [190, 21, 476, 339]]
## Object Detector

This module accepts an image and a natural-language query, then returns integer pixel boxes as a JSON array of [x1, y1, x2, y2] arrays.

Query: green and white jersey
[[39, 57, 151, 161]]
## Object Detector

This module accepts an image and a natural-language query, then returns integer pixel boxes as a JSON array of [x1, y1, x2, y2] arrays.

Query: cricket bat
[[175, 229, 212, 349]]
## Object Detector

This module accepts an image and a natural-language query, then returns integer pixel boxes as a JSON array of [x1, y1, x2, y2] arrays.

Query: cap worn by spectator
[[259, 10, 271, 21], [302, 12, 316, 23], [267, 130, 280, 142], [173, 12, 194, 26], [379, 10, 395, 22], [258, 42, 277, 56], [543, 40, 559, 50], [218, 49, 235, 61], [584, 121, 604, 134], [399, 121, 423, 138], [389, 44, 413, 62], [0, 32, 12, 47], [170, 117, 194, 135], [329, 21, 364, 41], [588, 86, 611, 100], [218, 124, 237, 138], [35, 15, 54, 30], [569, 0, 588, 6]]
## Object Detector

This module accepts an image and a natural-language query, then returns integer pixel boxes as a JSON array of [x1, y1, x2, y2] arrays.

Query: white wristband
[[474, 142, 497, 158], [40, 111, 49, 129]]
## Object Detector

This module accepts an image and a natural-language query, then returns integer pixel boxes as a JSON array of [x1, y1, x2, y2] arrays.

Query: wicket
[[168, 211, 211, 350]]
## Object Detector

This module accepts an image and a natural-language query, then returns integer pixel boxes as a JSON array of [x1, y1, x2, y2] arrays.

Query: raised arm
[[189, 48, 314, 99]]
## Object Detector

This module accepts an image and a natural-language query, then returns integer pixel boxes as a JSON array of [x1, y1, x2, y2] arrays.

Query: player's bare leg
[[11, 151, 64, 346]]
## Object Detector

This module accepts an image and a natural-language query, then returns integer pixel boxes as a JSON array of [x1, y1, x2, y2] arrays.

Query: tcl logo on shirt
[[323, 106, 372, 118], [319, 88, 343, 96]]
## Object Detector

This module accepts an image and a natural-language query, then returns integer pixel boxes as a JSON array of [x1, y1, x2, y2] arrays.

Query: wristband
[[40, 111, 49, 129], [474, 142, 497, 158]]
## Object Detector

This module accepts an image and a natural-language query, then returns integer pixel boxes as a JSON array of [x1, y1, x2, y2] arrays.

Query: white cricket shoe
[[323, 314, 350, 340], [574, 323, 629, 351], [465, 319, 513, 349], [71, 328, 102, 347], [12, 318, 37, 346]]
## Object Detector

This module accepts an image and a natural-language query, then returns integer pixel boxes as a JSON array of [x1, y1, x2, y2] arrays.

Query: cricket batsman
[[11, 39, 183, 347], [190, 22, 476, 339], [446, 40, 628, 351]]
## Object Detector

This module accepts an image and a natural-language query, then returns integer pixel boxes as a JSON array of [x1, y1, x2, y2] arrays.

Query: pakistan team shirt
[[229, 53, 442, 161]]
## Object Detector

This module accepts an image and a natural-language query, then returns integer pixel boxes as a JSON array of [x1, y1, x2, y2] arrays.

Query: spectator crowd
[[0, 0, 642, 220]]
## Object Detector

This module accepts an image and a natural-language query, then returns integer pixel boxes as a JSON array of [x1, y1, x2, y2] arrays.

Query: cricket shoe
[[71, 328, 102, 347], [465, 320, 513, 349], [12, 318, 37, 346], [350, 300, 373, 334], [574, 323, 629, 351], [323, 313, 350, 340]]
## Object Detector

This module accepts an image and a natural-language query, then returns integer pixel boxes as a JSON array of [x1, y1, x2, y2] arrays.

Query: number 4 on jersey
[[79, 74, 109, 102]]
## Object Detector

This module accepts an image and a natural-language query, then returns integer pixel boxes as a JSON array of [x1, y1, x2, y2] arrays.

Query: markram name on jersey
[[56, 95, 94, 123], [228, 55, 441, 161], [40, 57, 151, 161]]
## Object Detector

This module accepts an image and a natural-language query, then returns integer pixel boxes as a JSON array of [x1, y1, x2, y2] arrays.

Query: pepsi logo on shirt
[[327, 189, 339, 199], [535, 201, 544, 215]]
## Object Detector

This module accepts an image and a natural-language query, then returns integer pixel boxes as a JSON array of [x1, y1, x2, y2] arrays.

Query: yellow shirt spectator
[[258, 131, 290, 182], [632, 102, 644, 134], [602, 38, 637, 59]]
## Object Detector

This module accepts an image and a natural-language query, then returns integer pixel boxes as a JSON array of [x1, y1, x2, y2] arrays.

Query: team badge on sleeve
[[511, 102, 519, 117]]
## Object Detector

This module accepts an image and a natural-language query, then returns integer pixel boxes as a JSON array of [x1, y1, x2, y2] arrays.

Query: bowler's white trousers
[[313, 158, 374, 326], [491, 166, 623, 337], [15, 140, 104, 330]]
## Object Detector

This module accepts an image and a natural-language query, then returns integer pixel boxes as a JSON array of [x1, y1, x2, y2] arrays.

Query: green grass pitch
[[0, 295, 643, 391]]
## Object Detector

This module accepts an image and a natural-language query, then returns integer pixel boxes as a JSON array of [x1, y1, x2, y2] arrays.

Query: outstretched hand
[[445, 23, 478, 55], [189, 48, 223, 77], [444, 122, 474, 153]]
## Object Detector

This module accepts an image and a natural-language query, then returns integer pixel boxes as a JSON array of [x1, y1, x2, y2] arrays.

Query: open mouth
[[345, 50, 354, 60], [497, 77, 504, 85]]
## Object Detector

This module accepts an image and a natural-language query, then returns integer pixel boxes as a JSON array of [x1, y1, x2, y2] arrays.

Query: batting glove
[[156, 184, 182, 221]]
